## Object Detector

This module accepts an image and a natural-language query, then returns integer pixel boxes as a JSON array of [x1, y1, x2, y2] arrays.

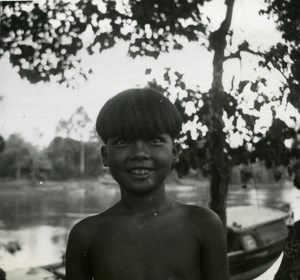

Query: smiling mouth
[[128, 168, 153, 176]]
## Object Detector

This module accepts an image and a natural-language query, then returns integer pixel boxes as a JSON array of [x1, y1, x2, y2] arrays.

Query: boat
[[6, 267, 57, 280], [227, 205, 292, 280], [41, 205, 292, 280]]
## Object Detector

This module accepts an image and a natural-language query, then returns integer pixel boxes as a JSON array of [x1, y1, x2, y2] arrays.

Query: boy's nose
[[130, 140, 150, 160]]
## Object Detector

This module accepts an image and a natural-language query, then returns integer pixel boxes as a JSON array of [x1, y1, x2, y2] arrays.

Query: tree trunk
[[208, 0, 235, 230], [16, 160, 21, 181], [80, 140, 85, 176]]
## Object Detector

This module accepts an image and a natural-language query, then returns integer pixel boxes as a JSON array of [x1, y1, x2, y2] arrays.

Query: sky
[[0, 0, 288, 148]]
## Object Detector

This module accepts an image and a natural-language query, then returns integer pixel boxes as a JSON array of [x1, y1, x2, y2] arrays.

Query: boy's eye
[[149, 137, 163, 144], [113, 138, 127, 145]]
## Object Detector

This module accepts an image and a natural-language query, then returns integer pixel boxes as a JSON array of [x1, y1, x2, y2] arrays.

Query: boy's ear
[[101, 145, 109, 167], [172, 142, 180, 165]]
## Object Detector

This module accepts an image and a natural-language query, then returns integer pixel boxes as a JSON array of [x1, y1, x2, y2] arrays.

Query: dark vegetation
[[0, 133, 103, 181], [0, 131, 294, 186]]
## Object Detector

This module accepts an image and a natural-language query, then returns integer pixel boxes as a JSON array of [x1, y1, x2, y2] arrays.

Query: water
[[0, 179, 299, 275]]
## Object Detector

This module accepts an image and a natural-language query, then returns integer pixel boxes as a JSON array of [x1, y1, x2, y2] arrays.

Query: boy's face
[[101, 134, 179, 195]]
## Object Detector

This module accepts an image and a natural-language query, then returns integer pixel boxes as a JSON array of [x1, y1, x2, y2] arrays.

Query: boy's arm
[[65, 221, 93, 280], [197, 209, 230, 280]]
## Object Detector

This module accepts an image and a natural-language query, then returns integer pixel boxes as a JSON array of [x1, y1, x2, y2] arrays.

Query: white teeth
[[130, 169, 150, 175]]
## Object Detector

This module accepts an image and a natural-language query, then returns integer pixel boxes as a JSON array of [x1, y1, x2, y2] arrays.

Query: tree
[[46, 136, 102, 179], [0, 135, 4, 154], [1, 0, 300, 227], [260, 0, 300, 188], [146, 66, 299, 229], [84, 141, 103, 178], [0, 134, 37, 179], [47, 136, 80, 180], [56, 106, 95, 176], [33, 149, 53, 181]]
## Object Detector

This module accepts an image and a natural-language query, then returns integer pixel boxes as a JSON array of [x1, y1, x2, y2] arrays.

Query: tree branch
[[267, 60, 290, 84], [224, 46, 265, 62]]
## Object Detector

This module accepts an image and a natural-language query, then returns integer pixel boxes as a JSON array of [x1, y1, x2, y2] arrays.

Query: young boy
[[66, 88, 229, 280]]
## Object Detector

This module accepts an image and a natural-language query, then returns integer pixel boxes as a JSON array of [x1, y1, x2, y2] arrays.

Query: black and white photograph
[[0, 0, 299, 279]]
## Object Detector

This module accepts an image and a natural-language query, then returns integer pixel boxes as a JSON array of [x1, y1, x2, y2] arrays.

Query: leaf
[[250, 81, 258, 92], [163, 68, 170, 82], [253, 99, 263, 111], [238, 80, 249, 93]]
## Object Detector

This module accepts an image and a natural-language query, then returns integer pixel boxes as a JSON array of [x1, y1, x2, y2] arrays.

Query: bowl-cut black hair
[[96, 88, 182, 143]]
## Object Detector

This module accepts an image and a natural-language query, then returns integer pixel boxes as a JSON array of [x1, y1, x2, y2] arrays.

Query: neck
[[119, 187, 169, 215]]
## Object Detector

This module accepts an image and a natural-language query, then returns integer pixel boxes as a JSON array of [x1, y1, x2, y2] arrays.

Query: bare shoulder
[[178, 203, 229, 279], [68, 214, 102, 247], [71, 213, 102, 233], [178, 203, 224, 240], [180, 203, 221, 224], [68, 206, 116, 247]]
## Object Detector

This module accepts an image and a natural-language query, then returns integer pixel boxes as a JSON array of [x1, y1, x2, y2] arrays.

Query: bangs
[[96, 88, 182, 143]]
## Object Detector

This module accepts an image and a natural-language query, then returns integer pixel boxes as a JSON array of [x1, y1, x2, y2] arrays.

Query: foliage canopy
[[1, 0, 208, 85]]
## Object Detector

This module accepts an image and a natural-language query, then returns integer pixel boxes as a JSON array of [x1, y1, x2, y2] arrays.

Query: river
[[0, 179, 299, 278]]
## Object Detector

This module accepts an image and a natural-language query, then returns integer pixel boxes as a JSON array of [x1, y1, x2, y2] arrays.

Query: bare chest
[[89, 216, 201, 280]]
